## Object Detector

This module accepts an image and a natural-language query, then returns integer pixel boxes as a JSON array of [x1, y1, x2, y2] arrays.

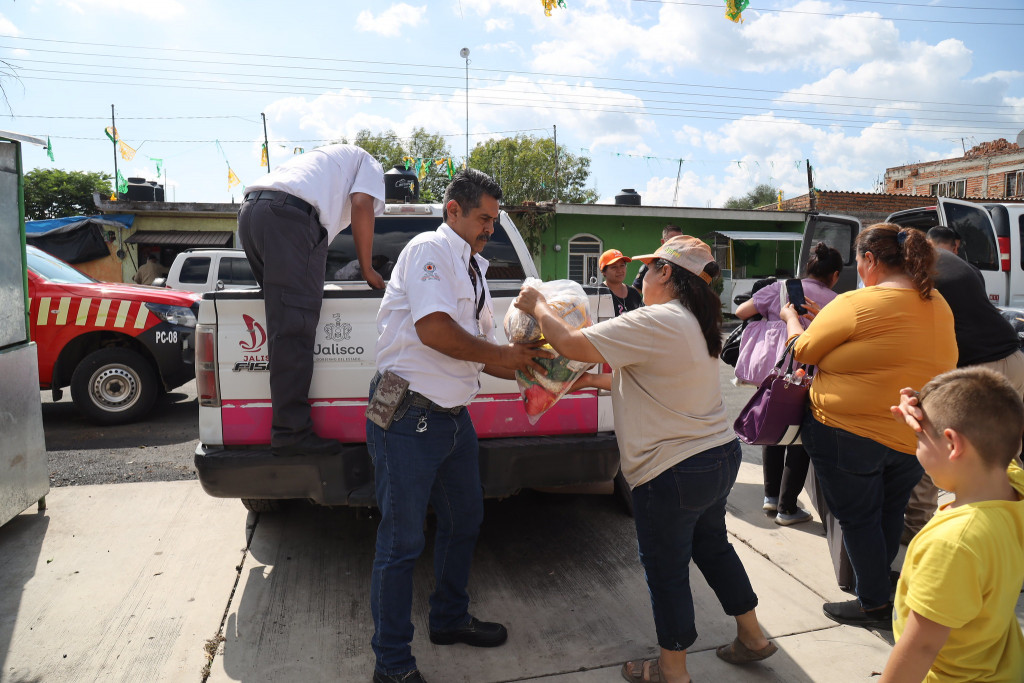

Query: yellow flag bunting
[[228, 168, 241, 189], [119, 141, 137, 161]]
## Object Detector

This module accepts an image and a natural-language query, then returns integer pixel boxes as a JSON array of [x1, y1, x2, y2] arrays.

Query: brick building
[[884, 137, 1024, 200]]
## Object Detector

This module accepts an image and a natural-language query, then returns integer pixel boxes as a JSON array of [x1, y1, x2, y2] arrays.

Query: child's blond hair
[[919, 367, 1024, 469]]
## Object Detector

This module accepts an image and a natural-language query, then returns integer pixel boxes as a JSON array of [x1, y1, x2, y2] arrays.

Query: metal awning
[[125, 230, 233, 247], [704, 231, 802, 242]]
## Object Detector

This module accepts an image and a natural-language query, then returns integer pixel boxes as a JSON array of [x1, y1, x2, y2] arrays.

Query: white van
[[160, 249, 258, 293]]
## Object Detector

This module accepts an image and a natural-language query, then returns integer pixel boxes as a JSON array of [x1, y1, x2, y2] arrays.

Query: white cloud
[[0, 13, 19, 35], [55, 0, 185, 19], [485, 18, 510, 32], [356, 3, 427, 37]]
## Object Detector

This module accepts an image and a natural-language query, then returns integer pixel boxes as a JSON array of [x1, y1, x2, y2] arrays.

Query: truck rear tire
[[70, 348, 159, 425], [241, 498, 283, 512]]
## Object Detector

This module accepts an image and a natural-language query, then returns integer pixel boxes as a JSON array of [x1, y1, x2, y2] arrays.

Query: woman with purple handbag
[[733, 243, 844, 525]]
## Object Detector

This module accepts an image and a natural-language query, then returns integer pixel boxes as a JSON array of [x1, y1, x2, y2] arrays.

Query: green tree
[[722, 183, 780, 210], [467, 135, 599, 206], [24, 168, 113, 220], [340, 128, 454, 203]]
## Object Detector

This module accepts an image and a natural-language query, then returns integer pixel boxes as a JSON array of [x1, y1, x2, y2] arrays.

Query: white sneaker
[[775, 508, 813, 526], [763, 496, 779, 514]]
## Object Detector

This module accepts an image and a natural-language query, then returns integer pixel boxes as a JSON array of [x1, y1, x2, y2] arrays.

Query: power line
[[8, 55, 1016, 124], [16, 72, 1019, 137], [0, 35, 1016, 111]]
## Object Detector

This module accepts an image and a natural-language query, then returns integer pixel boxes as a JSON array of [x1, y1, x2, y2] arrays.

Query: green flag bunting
[[46, 136, 54, 161], [116, 170, 128, 194]]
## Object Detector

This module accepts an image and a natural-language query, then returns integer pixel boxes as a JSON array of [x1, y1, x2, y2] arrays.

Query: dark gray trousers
[[237, 196, 328, 447]]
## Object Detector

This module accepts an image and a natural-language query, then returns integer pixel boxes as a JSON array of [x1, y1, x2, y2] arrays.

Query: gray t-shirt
[[581, 300, 735, 488]]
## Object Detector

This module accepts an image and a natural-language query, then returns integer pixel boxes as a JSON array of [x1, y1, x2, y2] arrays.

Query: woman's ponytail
[[855, 223, 935, 299]]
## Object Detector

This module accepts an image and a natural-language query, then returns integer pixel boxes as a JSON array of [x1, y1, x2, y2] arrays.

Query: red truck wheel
[[70, 348, 159, 424]]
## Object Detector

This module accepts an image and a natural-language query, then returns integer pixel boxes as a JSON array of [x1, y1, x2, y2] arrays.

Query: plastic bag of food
[[504, 278, 595, 424]]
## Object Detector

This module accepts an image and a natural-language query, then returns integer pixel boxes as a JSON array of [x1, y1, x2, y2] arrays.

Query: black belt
[[406, 391, 464, 415], [244, 190, 316, 215]]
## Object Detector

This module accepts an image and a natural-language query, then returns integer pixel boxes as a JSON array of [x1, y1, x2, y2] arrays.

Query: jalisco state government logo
[[324, 313, 352, 341]]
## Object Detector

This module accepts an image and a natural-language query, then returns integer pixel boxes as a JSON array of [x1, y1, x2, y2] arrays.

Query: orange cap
[[598, 249, 631, 271]]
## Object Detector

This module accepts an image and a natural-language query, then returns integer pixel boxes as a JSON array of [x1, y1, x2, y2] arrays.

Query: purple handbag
[[734, 319, 788, 385], [733, 338, 813, 446]]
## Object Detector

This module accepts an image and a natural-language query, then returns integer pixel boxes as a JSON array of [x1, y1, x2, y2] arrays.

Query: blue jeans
[[632, 440, 758, 651], [800, 413, 923, 609], [366, 395, 484, 676]]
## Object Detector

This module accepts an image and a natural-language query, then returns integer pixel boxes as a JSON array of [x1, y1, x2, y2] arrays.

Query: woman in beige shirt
[[516, 236, 776, 683]]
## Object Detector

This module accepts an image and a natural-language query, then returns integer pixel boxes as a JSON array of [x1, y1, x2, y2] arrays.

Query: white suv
[[159, 249, 257, 293]]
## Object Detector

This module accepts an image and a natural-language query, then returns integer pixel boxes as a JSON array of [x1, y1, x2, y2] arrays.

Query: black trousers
[[237, 195, 328, 447], [762, 444, 810, 514]]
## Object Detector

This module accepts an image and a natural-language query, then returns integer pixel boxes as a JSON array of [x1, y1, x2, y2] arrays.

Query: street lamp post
[[460, 47, 470, 167]]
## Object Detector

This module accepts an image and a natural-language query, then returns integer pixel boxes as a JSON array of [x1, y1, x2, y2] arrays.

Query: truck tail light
[[196, 323, 220, 407], [999, 236, 1010, 272]]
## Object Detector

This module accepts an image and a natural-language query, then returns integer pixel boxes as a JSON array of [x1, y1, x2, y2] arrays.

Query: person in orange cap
[[599, 248, 644, 317]]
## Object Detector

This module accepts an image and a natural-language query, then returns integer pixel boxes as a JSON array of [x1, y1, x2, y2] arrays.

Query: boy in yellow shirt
[[886, 367, 1024, 683]]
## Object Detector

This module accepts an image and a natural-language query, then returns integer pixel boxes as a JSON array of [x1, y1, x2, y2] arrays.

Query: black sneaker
[[372, 670, 426, 683], [271, 433, 342, 457], [823, 599, 892, 629], [429, 617, 508, 647]]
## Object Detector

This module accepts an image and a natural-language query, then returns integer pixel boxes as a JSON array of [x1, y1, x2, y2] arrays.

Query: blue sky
[[4, 0, 1022, 208]]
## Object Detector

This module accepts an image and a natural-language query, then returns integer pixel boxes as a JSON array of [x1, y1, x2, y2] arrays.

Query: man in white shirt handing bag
[[365, 169, 551, 683]]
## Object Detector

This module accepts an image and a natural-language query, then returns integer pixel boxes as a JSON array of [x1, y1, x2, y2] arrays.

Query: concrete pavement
[[4, 437, 1024, 681], [10, 461, 1021, 682]]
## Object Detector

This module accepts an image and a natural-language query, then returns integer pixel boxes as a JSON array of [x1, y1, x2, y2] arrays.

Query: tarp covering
[[25, 217, 129, 264], [25, 214, 134, 234]]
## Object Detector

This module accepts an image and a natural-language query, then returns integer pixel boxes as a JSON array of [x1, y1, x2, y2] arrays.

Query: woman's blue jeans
[[800, 413, 923, 609], [366, 400, 484, 676], [631, 439, 758, 651]]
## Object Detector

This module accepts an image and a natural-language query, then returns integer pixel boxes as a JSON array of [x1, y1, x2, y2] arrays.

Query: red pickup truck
[[28, 245, 201, 424]]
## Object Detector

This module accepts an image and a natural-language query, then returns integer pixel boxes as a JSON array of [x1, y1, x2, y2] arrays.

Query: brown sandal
[[620, 658, 661, 682], [715, 638, 778, 665]]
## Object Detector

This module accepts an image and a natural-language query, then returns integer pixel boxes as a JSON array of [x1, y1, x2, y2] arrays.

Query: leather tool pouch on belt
[[365, 370, 411, 430]]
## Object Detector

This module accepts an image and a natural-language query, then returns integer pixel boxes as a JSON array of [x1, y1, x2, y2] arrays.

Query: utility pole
[[460, 48, 470, 167], [110, 104, 119, 200], [672, 158, 683, 206], [806, 158, 816, 213], [261, 112, 271, 173], [553, 124, 558, 202]]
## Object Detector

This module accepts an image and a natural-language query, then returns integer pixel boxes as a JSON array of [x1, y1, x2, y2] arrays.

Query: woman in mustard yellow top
[[780, 224, 957, 630]]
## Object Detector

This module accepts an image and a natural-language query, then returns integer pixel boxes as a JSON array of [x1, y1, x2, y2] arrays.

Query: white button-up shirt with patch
[[374, 223, 497, 408]]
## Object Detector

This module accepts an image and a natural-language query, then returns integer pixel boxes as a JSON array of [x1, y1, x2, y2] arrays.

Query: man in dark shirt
[[632, 224, 683, 293], [599, 248, 643, 316], [903, 227, 1024, 542]]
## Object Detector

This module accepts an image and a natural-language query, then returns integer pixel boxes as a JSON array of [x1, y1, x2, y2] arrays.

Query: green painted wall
[[536, 211, 804, 283]]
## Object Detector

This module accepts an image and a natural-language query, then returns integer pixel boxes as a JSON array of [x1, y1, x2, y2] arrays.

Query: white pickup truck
[[193, 204, 622, 511], [886, 198, 1024, 306]]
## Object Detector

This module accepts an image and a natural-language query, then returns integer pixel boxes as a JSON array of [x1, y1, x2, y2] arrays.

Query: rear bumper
[[194, 432, 620, 506]]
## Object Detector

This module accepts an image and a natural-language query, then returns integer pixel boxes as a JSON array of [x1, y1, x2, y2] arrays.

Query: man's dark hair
[[927, 226, 960, 248], [442, 168, 503, 221], [662, 224, 683, 240], [147, 254, 158, 262]]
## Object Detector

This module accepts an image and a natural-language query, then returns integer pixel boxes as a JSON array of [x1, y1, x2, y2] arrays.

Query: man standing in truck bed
[[365, 169, 549, 683], [238, 144, 385, 457]]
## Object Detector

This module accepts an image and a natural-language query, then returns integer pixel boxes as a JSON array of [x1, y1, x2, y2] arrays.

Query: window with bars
[[1005, 170, 1023, 198], [567, 234, 602, 286], [930, 179, 967, 198]]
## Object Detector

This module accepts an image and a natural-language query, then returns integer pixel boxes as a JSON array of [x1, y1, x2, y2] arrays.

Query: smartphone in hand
[[784, 278, 807, 315]]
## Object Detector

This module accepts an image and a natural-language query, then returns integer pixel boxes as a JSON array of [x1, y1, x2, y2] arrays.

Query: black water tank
[[615, 188, 641, 206], [149, 181, 165, 202], [384, 164, 419, 203], [126, 177, 155, 202]]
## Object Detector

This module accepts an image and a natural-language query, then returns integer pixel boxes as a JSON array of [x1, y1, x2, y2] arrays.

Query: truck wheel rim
[[91, 364, 141, 411]]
